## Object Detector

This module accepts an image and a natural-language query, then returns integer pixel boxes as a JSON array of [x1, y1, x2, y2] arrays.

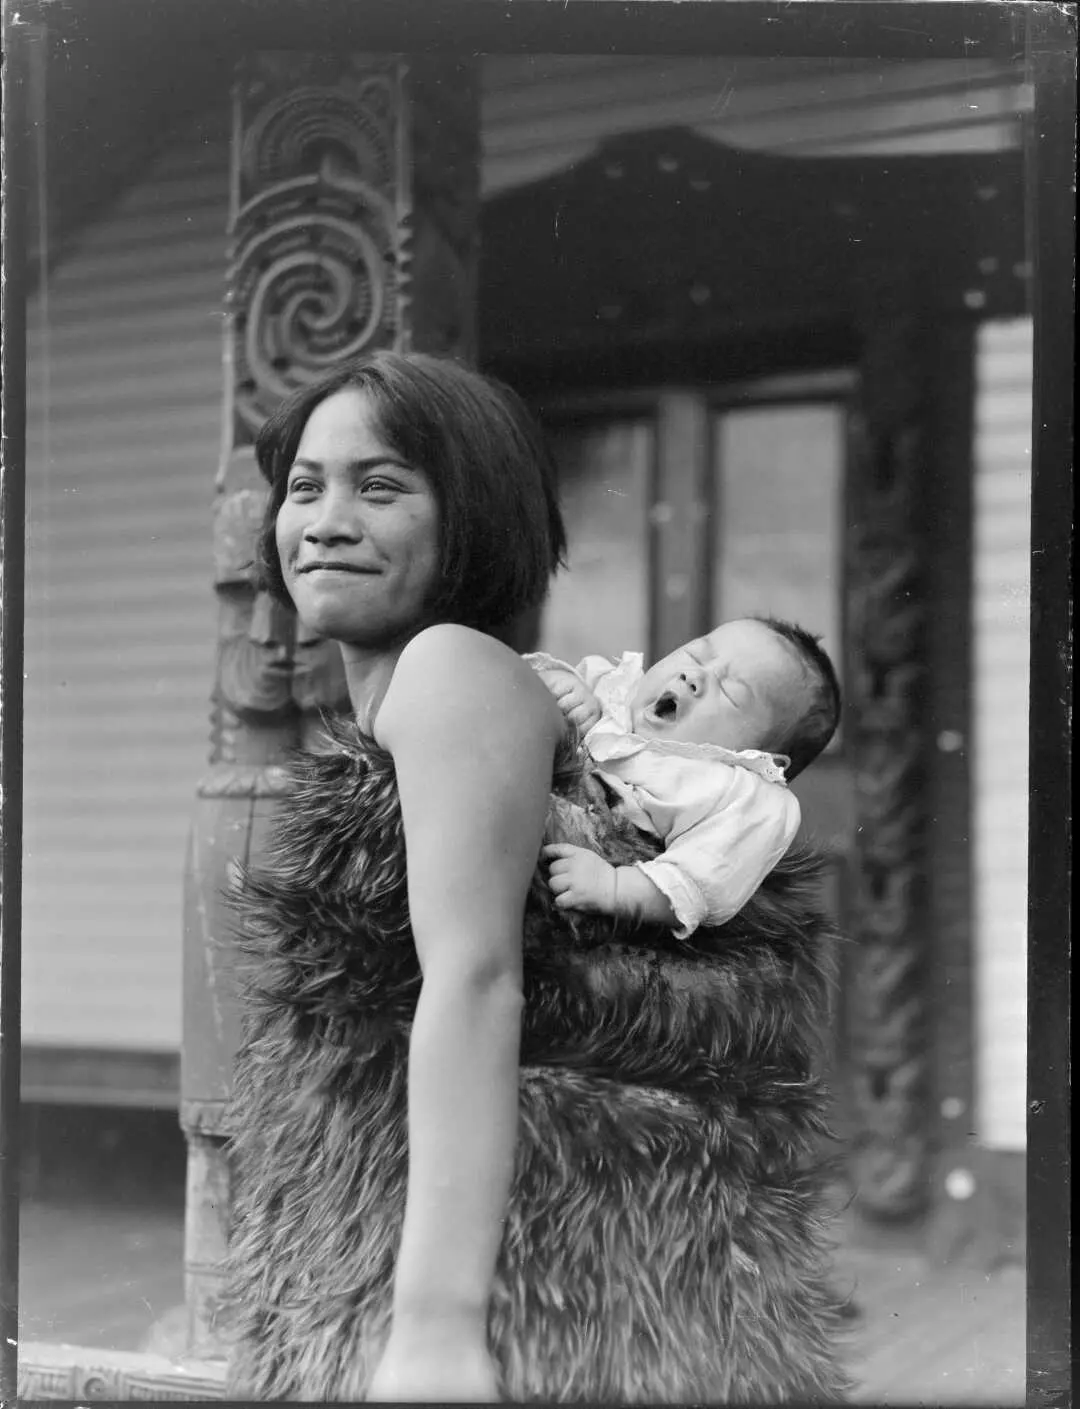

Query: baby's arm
[[531, 664, 603, 735], [543, 843, 677, 926], [545, 768, 801, 935], [639, 773, 802, 937]]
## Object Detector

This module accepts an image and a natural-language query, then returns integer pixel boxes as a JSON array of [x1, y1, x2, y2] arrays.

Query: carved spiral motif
[[75, 1367, 118, 1398], [231, 175, 395, 435], [240, 78, 394, 190], [229, 64, 399, 438]]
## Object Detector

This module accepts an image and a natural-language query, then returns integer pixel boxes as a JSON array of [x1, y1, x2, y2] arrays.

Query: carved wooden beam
[[180, 52, 481, 1358], [480, 127, 1027, 382], [18, 1343, 226, 1401]]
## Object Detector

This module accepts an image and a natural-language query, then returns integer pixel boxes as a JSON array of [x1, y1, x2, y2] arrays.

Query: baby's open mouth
[[650, 690, 679, 722]]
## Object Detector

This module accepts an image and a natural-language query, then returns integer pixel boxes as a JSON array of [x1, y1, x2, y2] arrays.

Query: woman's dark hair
[[254, 350, 566, 637], [754, 616, 842, 781]]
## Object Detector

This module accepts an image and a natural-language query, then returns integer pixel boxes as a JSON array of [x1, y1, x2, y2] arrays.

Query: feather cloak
[[222, 718, 850, 1402]]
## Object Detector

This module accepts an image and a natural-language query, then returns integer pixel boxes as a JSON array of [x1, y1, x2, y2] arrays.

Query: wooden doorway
[[482, 128, 1028, 1226]]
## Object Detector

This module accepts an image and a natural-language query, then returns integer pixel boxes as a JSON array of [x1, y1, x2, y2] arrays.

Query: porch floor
[[19, 1194, 1024, 1404]]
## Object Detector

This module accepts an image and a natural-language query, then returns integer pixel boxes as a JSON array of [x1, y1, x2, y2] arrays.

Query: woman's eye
[[287, 478, 320, 497], [359, 479, 405, 501]]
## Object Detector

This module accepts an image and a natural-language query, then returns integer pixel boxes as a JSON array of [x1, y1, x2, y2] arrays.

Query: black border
[[170, 0, 1029, 59], [1024, 17, 1075, 1409], [1, 2, 1074, 1405], [7, 0, 1038, 61], [0, 5, 31, 1403]]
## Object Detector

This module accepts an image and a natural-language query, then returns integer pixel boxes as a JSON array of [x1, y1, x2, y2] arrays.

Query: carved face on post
[[291, 621, 351, 715], [274, 388, 442, 651], [217, 589, 297, 718]]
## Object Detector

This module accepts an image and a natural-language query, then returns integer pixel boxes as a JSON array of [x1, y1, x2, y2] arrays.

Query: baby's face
[[630, 619, 806, 753]]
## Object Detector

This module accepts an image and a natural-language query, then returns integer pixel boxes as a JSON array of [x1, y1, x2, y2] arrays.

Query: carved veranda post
[[845, 278, 934, 1225], [181, 53, 480, 1356]]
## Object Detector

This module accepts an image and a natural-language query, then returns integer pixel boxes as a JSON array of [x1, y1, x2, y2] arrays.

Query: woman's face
[[275, 388, 441, 650]]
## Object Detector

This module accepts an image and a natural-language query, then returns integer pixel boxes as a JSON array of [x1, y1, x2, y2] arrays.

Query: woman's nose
[[303, 489, 362, 544]]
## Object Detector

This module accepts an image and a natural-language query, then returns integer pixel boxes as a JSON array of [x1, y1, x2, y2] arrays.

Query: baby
[[528, 616, 841, 937]]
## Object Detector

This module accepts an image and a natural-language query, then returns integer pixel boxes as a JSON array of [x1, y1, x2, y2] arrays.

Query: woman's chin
[[288, 583, 357, 636], [295, 609, 415, 657], [292, 600, 355, 645]]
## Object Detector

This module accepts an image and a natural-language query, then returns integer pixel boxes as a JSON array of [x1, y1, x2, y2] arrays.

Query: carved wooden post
[[181, 53, 480, 1356], [845, 278, 935, 1223]]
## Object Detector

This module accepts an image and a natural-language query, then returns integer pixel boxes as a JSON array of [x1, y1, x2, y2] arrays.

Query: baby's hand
[[539, 668, 603, 734], [543, 843, 617, 915]]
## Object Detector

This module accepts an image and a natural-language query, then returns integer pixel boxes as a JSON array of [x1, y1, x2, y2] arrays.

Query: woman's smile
[[297, 561, 381, 576]]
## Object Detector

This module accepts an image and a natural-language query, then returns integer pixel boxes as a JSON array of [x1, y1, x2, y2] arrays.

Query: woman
[[223, 351, 849, 1403]]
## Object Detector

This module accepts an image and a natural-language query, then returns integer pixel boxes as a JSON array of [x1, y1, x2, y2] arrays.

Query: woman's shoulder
[[400, 622, 518, 668], [397, 623, 553, 694], [377, 624, 562, 748]]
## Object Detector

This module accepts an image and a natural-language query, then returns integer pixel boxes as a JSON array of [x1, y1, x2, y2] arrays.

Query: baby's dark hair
[[755, 616, 842, 780]]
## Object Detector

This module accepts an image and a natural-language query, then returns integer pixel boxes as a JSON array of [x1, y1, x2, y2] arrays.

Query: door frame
[[516, 319, 980, 1233]]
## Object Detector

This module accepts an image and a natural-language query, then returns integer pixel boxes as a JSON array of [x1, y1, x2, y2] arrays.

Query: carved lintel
[[17, 1343, 226, 1401]]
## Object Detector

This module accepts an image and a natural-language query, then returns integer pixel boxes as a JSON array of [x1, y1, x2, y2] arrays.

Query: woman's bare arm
[[371, 624, 562, 1398]]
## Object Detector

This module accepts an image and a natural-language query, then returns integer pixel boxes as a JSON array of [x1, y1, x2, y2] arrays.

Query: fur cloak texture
[[222, 718, 850, 1403]]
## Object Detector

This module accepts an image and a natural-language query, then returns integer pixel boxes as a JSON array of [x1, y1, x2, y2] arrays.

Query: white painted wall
[[971, 318, 1032, 1151]]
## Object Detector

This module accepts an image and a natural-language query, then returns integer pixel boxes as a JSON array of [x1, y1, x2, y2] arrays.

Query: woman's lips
[[298, 563, 378, 575]]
